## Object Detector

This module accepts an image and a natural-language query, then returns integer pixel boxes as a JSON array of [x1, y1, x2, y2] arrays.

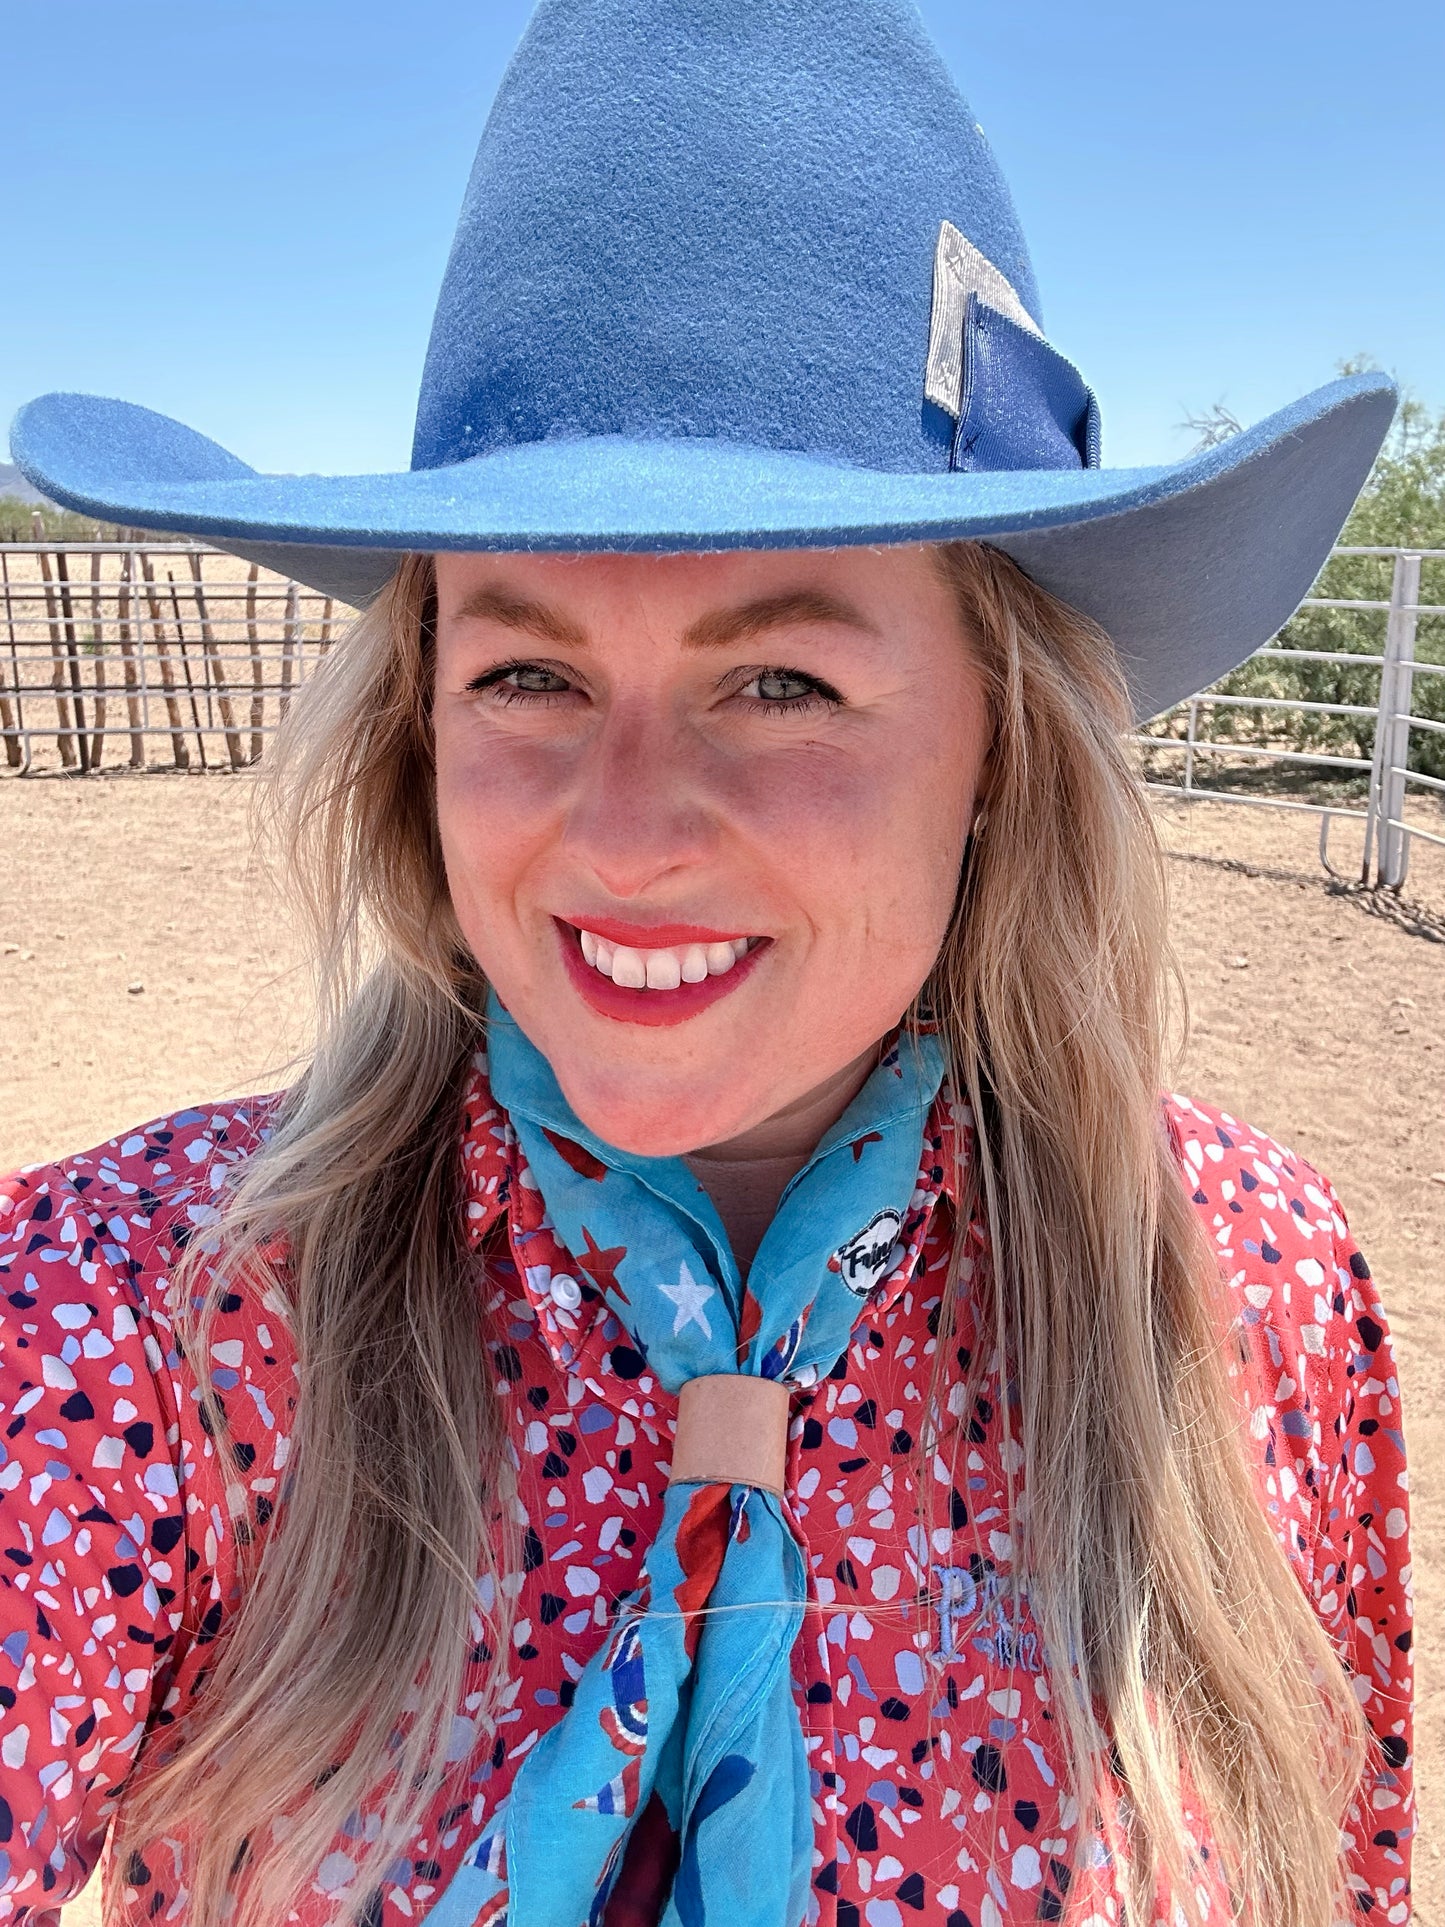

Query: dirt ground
[[1, 775, 1440, 1925]]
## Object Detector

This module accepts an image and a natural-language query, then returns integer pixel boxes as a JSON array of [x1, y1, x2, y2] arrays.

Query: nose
[[561, 697, 717, 900]]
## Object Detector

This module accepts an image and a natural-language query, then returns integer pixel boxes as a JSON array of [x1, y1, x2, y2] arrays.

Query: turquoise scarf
[[432, 1002, 945, 1927]]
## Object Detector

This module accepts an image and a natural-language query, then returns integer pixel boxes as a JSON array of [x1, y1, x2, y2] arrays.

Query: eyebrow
[[681, 589, 881, 649], [448, 583, 880, 652], [448, 585, 588, 647]]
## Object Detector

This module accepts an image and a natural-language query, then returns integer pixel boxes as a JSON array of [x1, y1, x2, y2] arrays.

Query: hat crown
[[410, 0, 1040, 477]]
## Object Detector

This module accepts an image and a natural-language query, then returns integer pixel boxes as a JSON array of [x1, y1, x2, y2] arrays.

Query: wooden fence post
[[88, 547, 108, 770], [52, 549, 91, 773], [138, 552, 190, 770], [0, 549, 22, 769], [166, 570, 209, 769], [246, 564, 264, 763], [283, 578, 306, 724], [116, 551, 145, 768], [33, 513, 77, 768], [186, 550, 244, 769], [280, 580, 299, 718]]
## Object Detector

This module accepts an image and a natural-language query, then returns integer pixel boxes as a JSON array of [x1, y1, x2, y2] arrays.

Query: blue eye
[[468, 660, 574, 702], [754, 669, 815, 702], [741, 668, 842, 711]]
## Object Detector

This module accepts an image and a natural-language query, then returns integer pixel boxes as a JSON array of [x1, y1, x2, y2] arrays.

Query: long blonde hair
[[112, 544, 1368, 1927]]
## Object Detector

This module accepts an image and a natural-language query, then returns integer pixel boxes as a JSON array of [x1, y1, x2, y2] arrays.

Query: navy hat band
[[950, 298, 1100, 475]]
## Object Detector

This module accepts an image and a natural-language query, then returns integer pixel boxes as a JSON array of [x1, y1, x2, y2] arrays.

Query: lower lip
[[555, 921, 768, 1028]]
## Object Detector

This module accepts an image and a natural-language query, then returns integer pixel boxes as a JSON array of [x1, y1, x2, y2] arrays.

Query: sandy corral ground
[[0, 775, 1440, 1925]]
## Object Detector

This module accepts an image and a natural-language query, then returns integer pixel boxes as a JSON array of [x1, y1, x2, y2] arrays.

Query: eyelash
[[468, 660, 573, 708], [740, 667, 842, 714], [467, 660, 844, 714]]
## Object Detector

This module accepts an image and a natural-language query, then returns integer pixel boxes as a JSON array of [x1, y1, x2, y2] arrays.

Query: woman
[[1, 2, 1412, 1925]]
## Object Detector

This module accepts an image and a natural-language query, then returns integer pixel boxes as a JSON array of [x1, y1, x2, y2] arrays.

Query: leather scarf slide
[[428, 999, 946, 1927]]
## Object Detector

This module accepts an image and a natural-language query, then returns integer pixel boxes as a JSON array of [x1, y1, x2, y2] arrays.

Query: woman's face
[[432, 545, 990, 1156]]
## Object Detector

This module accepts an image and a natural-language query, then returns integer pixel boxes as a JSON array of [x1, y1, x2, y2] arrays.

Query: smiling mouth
[[554, 918, 769, 1025], [576, 926, 759, 990]]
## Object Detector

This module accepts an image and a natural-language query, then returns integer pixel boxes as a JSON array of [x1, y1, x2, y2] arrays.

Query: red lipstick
[[562, 914, 755, 948], [554, 919, 768, 1028]]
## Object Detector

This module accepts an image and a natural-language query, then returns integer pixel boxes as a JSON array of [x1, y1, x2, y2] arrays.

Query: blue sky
[[3, 0, 1440, 476]]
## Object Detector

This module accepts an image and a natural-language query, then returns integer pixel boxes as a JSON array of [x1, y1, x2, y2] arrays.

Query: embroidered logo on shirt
[[830, 1207, 904, 1297], [933, 1564, 1041, 1671]]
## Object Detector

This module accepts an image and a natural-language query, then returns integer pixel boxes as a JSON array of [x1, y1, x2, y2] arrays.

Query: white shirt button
[[549, 1273, 583, 1311]]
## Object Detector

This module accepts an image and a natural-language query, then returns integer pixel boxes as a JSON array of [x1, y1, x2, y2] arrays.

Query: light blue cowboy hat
[[10, 0, 1395, 721]]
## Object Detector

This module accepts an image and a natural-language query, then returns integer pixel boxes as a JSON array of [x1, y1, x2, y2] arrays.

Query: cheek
[[732, 737, 973, 974], [851, 779, 971, 975], [433, 721, 559, 948]]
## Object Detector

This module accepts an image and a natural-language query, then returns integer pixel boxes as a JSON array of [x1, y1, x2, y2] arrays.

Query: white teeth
[[574, 926, 758, 990], [645, 950, 683, 990], [610, 945, 647, 989]]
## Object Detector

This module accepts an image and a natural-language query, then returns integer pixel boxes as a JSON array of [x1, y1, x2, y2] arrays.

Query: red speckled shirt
[[0, 1068, 1414, 1925]]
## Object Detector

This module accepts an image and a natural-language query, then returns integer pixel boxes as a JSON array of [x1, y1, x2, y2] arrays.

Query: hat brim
[[10, 372, 1395, 721]]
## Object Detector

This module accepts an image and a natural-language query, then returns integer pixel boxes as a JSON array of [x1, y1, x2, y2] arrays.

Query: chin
[[558, 1067, 763, 1159]]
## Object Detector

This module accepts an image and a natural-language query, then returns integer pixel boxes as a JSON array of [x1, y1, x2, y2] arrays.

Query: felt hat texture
[[11, 0, 1396, 721]]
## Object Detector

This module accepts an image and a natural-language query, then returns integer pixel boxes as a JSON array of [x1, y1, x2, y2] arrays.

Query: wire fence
[[1133, 547, 1445, 890], [3, 537, 1443, 891], [0, 538, 345, 776]]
